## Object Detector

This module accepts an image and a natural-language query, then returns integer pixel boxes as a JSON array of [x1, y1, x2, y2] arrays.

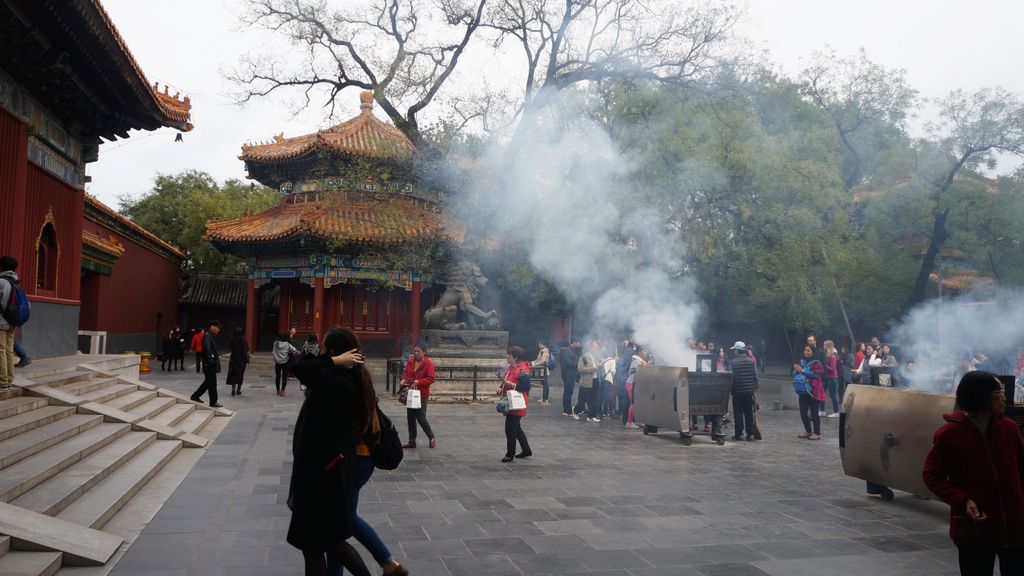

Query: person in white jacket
[[531, 340, 552, 405], [273, 331, 299, 397]]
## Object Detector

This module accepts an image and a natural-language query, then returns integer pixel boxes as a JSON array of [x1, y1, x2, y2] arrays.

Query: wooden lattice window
[[36, 222, 58, 294]]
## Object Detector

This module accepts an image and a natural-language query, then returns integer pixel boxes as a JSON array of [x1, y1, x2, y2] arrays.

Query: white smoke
[[889, 288, 1024, 395], [462, 91, 706, 367]]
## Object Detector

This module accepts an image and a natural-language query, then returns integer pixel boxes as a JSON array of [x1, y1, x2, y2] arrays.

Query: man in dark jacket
[[923, 371, 1024, 575], [190, 320, 223, 407], [559, 339, 580, 416], [729, 341, 759, 441]]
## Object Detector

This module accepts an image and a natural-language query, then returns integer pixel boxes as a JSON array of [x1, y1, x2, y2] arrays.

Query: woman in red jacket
[[923, 371, 1024, 576], [499, 346, 532, 463], [400, 344, 436, 449]]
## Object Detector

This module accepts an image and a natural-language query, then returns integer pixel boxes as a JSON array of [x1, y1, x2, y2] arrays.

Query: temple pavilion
[[206, 91, 463, 351]]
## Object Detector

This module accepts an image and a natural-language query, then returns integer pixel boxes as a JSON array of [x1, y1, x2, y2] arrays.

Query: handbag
[[369, 405, 403, 470], [495, 395, 509, 414], [398, 384, 409, 404], [406, 388, 422, 409], [507, 389, 526, 411]]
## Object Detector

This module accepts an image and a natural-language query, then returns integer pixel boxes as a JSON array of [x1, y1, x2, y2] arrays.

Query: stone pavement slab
[[105, 367, 961, 575]]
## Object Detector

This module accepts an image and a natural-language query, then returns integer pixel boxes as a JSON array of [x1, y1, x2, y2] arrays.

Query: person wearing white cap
[[729, 341, 759, 441]]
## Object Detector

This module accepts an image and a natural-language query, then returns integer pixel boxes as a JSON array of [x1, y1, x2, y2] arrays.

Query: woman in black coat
[[226, 326, 249, 396], [287, 327, 371, 576]]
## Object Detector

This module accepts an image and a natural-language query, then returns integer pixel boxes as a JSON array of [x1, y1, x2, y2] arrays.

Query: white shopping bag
[[406, 388, 422, 409], [507, 390, 526, 411]]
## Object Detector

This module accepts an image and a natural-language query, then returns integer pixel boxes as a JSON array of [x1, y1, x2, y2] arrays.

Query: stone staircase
[[0, 359, 231, 575]]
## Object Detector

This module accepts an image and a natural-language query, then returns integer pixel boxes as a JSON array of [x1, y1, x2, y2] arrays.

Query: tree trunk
[[909, 208, 950, 307]]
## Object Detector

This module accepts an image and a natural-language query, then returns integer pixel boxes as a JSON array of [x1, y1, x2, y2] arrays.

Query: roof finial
[[360, 90, 374, 115]]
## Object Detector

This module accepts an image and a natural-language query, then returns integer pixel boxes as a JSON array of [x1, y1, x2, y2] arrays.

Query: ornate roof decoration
[[205, 195, 464, 249], [82, 230, 125, 258], [84, 195, 187, 262], [240, 91, 415, 165]]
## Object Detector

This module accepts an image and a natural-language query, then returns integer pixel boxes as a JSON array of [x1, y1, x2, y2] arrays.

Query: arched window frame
[[36, 209, 59, 296]]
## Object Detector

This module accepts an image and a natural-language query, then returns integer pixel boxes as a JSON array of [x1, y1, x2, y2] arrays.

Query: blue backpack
[[1, 278, 30, 327]]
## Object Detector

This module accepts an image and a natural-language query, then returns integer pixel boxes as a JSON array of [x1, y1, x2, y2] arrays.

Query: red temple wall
[[78, 219, 180, 335], [0, 108, 28, 260], [24, 164, 82, 302]]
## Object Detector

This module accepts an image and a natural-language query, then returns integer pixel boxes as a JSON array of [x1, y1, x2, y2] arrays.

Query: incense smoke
[[461, 92, 707, 367], [889, 288, 1024, 397]]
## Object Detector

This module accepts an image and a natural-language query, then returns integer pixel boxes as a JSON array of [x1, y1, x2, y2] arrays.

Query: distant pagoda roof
[[240, 91, 415, 186], [206, 194, 464, 255]]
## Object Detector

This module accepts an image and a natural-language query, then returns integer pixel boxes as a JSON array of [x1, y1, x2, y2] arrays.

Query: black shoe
[[189, 396, 201, 403], [236, 389, 242, 396], [880, 487, 895, 502], [733, 436, 743, 441], [210, 402, 224, 408], [746, 435, 755, 441], [515, 450, 532, 459], [14, 358, 31, 368], [230, 389, 236, 396], [501, 456, 514, 463]]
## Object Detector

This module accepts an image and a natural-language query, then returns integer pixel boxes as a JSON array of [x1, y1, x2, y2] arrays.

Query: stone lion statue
[[423, 261, 501, 330]]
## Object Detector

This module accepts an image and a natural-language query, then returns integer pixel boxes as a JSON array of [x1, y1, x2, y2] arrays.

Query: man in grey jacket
[[729, 341, 759, 441], [0, 256, 21, 391]]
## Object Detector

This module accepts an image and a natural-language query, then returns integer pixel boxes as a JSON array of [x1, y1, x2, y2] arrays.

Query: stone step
[[0, 387, 23, 401], [57, 440, 182, 530], [10, 432, 157, 516], [0, 550, 62, 576], [103, 390, 157, 412], [0, 415, 104, 471], [74, 384, 138, 405], [0, 423, 130, 503], [0, 533, 9, 555], [125, 396, 177, 421], [0, 406, 77, 442], [0, 501, 121, 566], [57, 378, 118, 397], [30, 371, 96, 389], [0, 396, 49, 419], [147, 403, 194, 427], [175, 409, 214, 436]]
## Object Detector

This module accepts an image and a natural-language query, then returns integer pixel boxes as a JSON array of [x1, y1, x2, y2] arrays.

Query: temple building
[[206, 91, 463, 352], [0, 0, 192, 356]]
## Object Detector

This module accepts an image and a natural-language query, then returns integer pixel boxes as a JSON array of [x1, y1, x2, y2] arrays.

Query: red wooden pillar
[[245, 279, 258, 352], [278, 281, 290, 333], [313, 277, 325, 341], [410, 280, 421, 343], [0, 109, 28, 259]]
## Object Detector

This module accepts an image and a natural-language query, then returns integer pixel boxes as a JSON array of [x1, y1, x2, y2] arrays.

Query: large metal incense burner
[[632, 364, 731, 446], [841, 377, 1024, 499], [839, 385, 953, 498]]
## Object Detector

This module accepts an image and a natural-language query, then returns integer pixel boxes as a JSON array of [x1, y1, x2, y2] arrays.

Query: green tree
[[908, 87, 1024, 306], [118, 170, 279, 275]]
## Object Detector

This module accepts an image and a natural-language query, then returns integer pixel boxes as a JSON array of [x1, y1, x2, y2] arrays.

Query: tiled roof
[[240, 91, 414, 163], [86, 0, 193, 130], [180, 275, 247, 307], [206, 196, 464, 246], [84, 195, 187, 260]]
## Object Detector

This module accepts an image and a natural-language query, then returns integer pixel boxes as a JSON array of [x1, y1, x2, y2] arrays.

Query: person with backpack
[[531, 340, 553, 405], [0, 256, 29, 391]]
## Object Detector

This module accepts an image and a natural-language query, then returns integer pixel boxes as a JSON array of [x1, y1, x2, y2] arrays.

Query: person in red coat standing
[[499, 346, 532, 463], [400, 344, 436, 449], [923, 371, 1024, 576]]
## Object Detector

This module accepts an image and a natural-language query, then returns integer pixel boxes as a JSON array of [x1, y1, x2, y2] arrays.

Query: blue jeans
[[328, 456, 392, 575], [13, 339, 28, 360], [826, 378, 839, 413]]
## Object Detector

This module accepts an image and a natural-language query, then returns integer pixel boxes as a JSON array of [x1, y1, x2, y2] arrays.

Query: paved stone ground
[[108, 362, 962, 576]]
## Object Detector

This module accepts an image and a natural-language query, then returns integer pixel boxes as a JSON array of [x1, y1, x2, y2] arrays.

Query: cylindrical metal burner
[[839, 385, 954, 498]]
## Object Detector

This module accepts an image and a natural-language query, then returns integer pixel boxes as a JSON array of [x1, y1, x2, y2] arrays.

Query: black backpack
[[369, 404, 403, 470]]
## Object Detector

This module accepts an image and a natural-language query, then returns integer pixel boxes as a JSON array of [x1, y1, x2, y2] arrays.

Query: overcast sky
[[86, 0, 1024, 208]]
